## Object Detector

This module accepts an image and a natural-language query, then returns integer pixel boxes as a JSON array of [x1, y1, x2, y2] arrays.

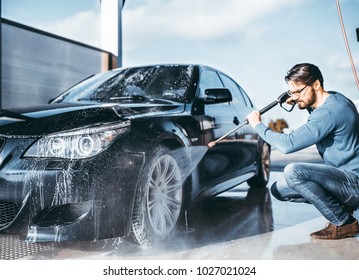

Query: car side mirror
[[204, 88, 232, 104]]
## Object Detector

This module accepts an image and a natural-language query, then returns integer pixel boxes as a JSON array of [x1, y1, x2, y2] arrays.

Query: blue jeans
[[271, 162, 359, 226]]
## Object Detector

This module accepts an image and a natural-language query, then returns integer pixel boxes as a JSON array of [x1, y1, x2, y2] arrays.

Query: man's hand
[[208, 141, 216, 148], [285, 95, 298, 106], [246, 110, 261, 128]]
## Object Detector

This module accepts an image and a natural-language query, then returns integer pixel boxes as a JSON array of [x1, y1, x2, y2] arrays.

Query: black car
[[0, 64, 270, 246]]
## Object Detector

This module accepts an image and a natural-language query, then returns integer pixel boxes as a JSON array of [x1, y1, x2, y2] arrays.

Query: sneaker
[[310, 219, 359, 240]]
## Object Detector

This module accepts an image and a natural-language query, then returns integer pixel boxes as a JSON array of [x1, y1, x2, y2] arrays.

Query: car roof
[[109, 63, 220, 73]]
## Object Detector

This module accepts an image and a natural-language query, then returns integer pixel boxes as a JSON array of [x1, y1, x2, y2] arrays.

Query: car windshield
[[52, 65, 196, 104]]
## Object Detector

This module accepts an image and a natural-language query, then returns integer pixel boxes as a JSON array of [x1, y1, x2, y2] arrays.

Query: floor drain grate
[[0, 234, 52, 260]]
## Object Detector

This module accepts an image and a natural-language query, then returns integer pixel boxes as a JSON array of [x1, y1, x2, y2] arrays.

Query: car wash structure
[[0, 0, 125, 109]]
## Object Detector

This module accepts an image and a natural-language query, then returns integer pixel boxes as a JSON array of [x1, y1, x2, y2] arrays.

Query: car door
[[219, 72, 258, 171], [195, 68, 243, 190]]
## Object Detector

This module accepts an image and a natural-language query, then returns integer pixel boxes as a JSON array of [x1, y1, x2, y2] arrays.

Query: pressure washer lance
[[208, 91, 293, 148]]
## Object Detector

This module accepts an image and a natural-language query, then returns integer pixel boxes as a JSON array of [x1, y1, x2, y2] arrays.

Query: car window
[[219, 73, 247, 107], [198, 69, 224, 98], [52, 66, 196, 104], [219, 73, 254, 108], [238, 86, 253, 108]]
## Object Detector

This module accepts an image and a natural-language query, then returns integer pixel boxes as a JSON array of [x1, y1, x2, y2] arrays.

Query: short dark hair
[[285, 63, 324, 87]]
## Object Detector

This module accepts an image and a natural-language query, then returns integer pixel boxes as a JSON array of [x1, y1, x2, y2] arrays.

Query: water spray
[[171, 90, 294, 187], [171, 91, 294, 235], [172, 90, 294, 182]]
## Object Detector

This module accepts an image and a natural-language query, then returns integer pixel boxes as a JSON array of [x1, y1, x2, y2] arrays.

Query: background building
[[0, 0, 124, 109]]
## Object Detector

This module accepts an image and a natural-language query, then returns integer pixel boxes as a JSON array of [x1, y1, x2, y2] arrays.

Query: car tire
[[247, 141, 271, 188], [130, 146, 184, 247]]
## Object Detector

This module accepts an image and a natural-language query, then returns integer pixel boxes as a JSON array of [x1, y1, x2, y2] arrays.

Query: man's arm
[[246, 109, 333, 154]]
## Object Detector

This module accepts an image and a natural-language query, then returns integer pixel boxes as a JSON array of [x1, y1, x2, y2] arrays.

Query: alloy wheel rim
[[146, 154, 183, 235], [262, 143, 270, 182]]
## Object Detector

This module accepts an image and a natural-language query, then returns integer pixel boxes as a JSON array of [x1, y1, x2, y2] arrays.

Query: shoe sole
[[310, 232, 359, 240]]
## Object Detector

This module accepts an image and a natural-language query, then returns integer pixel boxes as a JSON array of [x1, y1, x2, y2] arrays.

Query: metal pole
[[335, 0, 359, 91], [100, 0, 123, 68], [117, 0, 123, 67], [0, 0, 2, 109]]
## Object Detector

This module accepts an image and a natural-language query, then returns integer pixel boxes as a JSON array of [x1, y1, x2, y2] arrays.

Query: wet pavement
[[1, 146, 358, 260]]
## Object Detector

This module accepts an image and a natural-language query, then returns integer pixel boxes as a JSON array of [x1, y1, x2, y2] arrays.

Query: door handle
[[233, 116, 239, 125]]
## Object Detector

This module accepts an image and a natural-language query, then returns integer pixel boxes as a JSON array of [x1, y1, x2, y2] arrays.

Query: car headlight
[[24, 121, 130, 159]]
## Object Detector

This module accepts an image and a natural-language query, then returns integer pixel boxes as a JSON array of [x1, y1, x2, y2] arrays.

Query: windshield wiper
[[161, 92, 187, 102], [108, 95, 176, 104], [78, 95, 185, 104], [109, 95, 150, 102], [77, 97, 104, 102]]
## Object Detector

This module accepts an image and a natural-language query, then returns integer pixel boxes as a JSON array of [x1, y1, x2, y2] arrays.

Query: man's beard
[[297, 88, 316, 109]]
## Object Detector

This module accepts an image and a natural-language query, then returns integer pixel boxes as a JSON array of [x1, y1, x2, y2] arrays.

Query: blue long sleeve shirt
[[255, 91, 359, 176]]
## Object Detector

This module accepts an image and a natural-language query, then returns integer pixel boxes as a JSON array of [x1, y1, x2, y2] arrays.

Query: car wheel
[[131, 146, 184, 247], [247, 141, 271, 188]]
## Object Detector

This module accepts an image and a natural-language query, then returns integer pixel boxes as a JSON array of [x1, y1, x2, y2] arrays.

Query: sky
[[2, 0, 359, 129]]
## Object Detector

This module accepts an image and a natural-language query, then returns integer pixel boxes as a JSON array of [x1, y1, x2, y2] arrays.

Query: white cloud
[[37, 10, 101, 48], [123, 0, 304, 50], [327, 51, 359, 82], [328, 52, 354, 70]]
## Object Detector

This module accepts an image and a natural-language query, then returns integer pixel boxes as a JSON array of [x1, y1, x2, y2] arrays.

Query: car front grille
[[0, 202, 20, 227]]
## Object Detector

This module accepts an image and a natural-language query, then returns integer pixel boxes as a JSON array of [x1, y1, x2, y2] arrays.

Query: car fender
[[156, 121, 192, 148]]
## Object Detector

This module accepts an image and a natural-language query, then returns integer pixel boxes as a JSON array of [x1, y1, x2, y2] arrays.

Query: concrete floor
[[143, 215, 359, 260]]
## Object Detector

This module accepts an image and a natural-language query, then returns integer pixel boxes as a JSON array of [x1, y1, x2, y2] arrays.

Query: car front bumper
[[0, 138, 145, 242]]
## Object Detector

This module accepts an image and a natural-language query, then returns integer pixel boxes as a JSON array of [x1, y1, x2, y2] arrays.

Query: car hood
[[0, 102, 185, 137]]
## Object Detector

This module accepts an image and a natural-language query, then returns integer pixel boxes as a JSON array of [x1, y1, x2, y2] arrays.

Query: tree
[[268, 118, 289, 133]]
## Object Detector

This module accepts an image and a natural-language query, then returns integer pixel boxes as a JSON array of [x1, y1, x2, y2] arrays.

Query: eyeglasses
[[287, 85, 308, 97]]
